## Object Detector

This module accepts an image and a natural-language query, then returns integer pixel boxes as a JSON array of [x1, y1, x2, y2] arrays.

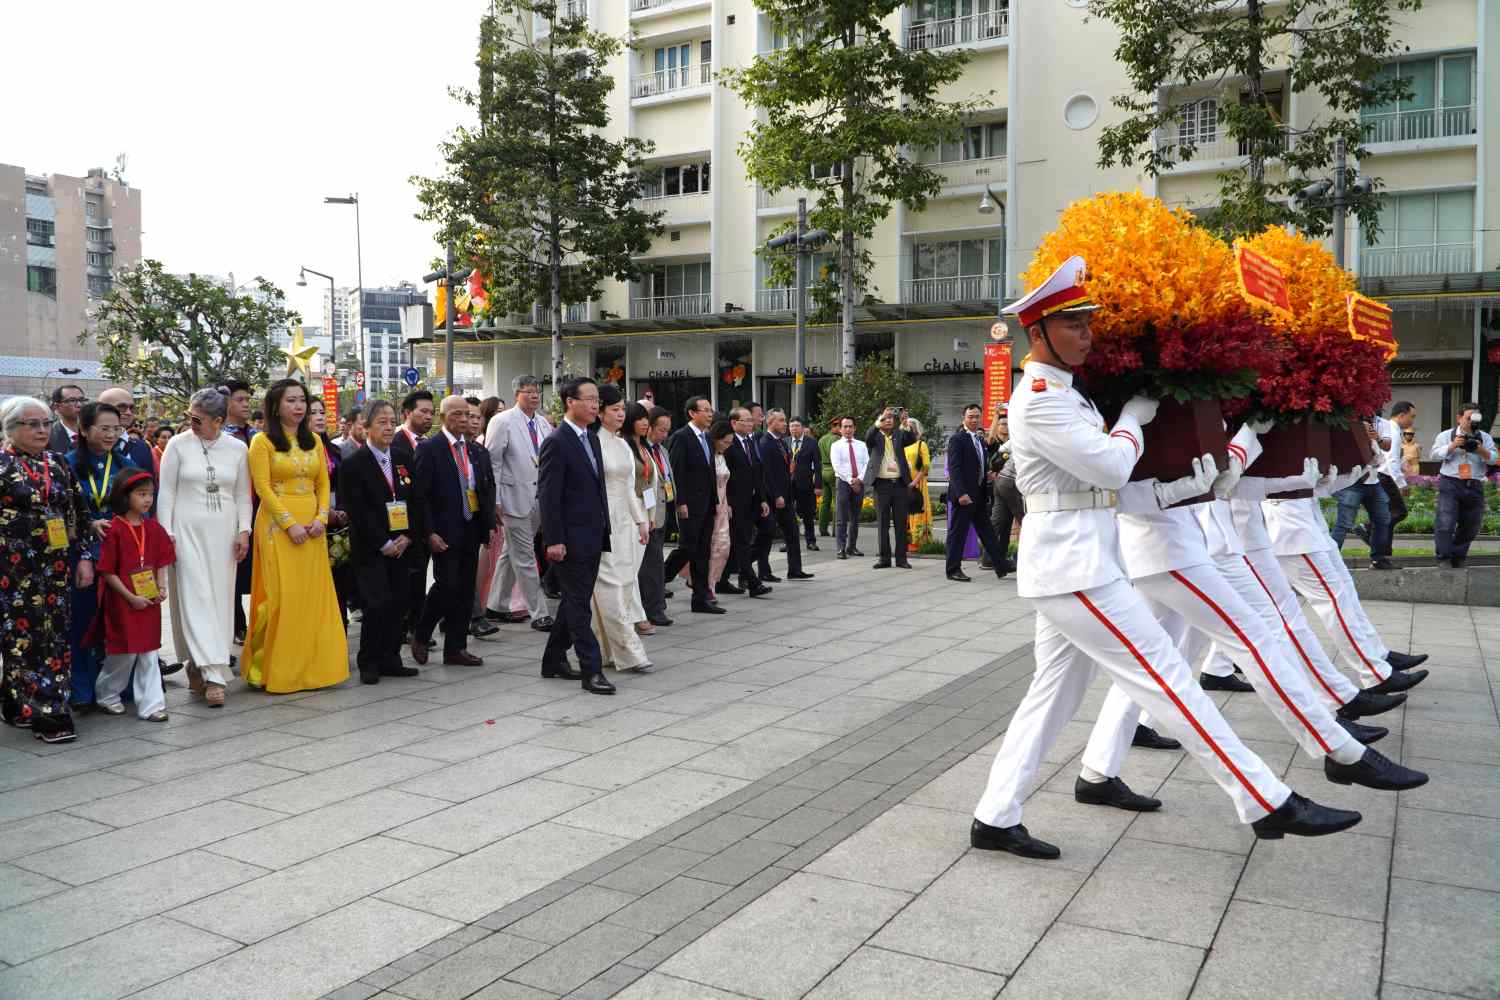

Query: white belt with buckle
[[1024, 489, 1118, 514]]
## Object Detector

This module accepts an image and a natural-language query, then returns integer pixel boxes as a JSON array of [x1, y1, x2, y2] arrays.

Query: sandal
[[186, 664, 205, 694], [145, 711, 169, 723], [34, 727, 76, 744], [96, 702, 126, 716], [205, 684, 226, 708]]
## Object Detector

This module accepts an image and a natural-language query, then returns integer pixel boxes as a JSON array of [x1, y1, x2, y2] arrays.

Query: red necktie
[[847, 440, 856, 478]]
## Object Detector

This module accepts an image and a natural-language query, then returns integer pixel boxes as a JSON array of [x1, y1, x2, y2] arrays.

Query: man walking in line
[[485, 374, 554, 632], [756, 408, 814, 581], [663, 396, 724, 614], [724, 407, 772, 595], [639, 406, 676, 627], [788, 416, 822, 550], [945, 403, 1008, 582]]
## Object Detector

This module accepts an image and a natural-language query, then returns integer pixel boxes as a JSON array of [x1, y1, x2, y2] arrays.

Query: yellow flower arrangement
[[1236, 226, 1354, 340]]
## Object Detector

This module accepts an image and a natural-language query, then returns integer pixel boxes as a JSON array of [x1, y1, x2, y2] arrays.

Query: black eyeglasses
[[58, 396, 86, 406]]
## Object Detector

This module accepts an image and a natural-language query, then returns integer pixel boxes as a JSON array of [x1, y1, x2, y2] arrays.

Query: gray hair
[[190, 388, 228, 421], [365, 399, 396, 424], [512, 374, 541, 394], [1, 396, 50, 441], [905, 417, 924, 438]]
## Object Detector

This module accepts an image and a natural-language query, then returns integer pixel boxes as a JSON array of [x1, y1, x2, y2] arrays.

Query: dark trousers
[[404, 549, 430, 636], [835, 480, 862, 553], [989, 476, 1022, 565], [818, 475, 835, 534], [417, 524, 481, 653], [543, 552, 603, 674], [354, 553, 409, 676], [763, 500, 804, 574], [794, 487, 818, 543], [638, 526, 667, 620], [1436, 476, 1485, 561], [664, 512, 714, 607], [1332, 480, 1392, 557], [872, 479, 910, 563], [1380, 473, 1409, 532], [947, 496, 1006, 574], [724, 502, 758, 586]]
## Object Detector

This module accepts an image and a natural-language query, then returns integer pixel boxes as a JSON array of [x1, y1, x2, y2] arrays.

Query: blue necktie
[[580, 430, 599, 477], [699, 430, 711, 464]]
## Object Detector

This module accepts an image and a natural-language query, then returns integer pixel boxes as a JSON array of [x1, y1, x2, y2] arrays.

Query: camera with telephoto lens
[[1464, 434, 1481, 452]]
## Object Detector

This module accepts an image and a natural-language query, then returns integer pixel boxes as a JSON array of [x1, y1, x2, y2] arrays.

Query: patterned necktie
[[527, 418, 539, 454]]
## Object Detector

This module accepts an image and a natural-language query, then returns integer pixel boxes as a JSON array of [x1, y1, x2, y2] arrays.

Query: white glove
[[1212, 451, 1246, 499], [1154, 454, 1219, 508], [1120, 396, 1160, 427], [1316, 464, 1340, 493], [1295, 456, 1321, 490], [1245, 418, 1275, 435]]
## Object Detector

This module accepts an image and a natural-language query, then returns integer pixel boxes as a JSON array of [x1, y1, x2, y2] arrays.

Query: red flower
[[15, 617, 28, 630]]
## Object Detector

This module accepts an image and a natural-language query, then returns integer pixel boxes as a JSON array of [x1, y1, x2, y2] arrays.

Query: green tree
[[1091, 0, 1420, 241], [813, 352, 942, 446], [82, 260, 297, 406], [723, 1, 984, 370], [414, 1, 662, 388]]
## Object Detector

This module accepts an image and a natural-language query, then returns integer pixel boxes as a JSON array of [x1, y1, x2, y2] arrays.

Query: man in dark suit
[[755, 408, 814, 581], [724, 407, 772, 597], [410, 395, 496, 667], [393, 389, 436, 639], [340, 400, 424, 683], [788, 416, 822, 549], [945, 403, 1008, 583], [863, 407, 914, 569], [538, 377, 615, 694], [663, 396, 723, 614]]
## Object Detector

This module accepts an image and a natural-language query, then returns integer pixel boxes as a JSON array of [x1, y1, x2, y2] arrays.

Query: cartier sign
[[1388, 362, 1465, 383]]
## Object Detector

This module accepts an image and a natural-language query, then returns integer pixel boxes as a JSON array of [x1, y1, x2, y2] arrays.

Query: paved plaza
[[1, 548, 1496, 1000]]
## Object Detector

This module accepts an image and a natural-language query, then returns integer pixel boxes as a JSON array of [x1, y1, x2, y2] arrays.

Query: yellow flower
[[1237, 226, 1355, 340]]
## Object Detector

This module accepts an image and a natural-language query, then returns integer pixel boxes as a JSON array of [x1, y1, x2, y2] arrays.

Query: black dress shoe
[[484, 608, 507, 621], [380, 665, 420, 678], [787, 571, 815, 580], [1435, 557, 1455, 569], [498, 610, 532, 624], [470, 619, 500, 638], [717, 581, 745, 595], [1325, 747, 1428, 790], [1073, 776, 1162, 811], [806, 541, 819, 551], [648, 615, 674, 627], [1250, 792, 1362, 840], [410, 639, 430, 666], [1370, 559, 1397, 570], [848, 548, 864, 557], [582, 673, 617, 695], [360, 671, 380, 685], [1452, 556, 1467, 568], [836, 552, 848, 560], [543, 584, 562, 600], [541, 662, 583, 680], [1201, 671, 1255, 693], [1386, 650, 1428, 670], [530, 616, 555, 633], [693, 603, 727, 614], [1131, 724, 1181, 750], [1368, 668, 1428, 696], [895, 561, 913, 569], [778, 544, 788, 553], [1335, 717, 1387, 744], [760, 572, 782, 583], [664, 589, 674, 599], [1337, 688, 1406, 719], [819, 527, 830, 537], [947, 571, 972, 582], [160, 661, 184, 677], [746, 583, 773, 598], [872, 561, 892, 569], [970, 819, 1060, 859]]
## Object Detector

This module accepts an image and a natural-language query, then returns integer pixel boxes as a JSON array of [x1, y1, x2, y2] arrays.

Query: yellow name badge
[[45, 517, 68, 551], [465, 488, 479, 514], [664, 481, 676, 503], [130, 570, 159, 600], [386, 500, 410, 531]]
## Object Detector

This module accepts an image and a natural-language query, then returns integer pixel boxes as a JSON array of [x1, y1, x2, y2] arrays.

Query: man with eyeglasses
[[98, 387, 157, 476], [48, 385, 86, 454]]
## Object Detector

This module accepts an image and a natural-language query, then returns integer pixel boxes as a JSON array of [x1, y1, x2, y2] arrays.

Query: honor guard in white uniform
[[1076, 423, 1426, 798], [971, 256, 1362, 860], [1263, 473, 1430, 693]]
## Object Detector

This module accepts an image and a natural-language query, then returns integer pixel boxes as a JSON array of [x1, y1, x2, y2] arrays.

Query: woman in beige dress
[[590, 386, 653, 672]]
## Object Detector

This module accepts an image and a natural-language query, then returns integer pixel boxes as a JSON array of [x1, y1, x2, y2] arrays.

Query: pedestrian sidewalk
[[0, 548, 1494, 999]]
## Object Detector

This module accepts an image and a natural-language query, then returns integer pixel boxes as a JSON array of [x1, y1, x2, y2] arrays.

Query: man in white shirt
[[1379, 401, 1416, 546], [829, 417, 868, 560], [1329, 417, 1392, 567], [1430, 400, 1497, 568]]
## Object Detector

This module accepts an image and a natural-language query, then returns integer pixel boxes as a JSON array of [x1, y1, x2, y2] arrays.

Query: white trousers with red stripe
[[974, 579, 1291, 827], [1243, 547, 1361, 706], [1279, 550, 1391, 686]]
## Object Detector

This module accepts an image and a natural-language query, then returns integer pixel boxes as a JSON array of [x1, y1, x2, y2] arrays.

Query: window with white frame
[[1362, 52, 1477, 142], [919, 121, 1006, 163], [1365, 190, 1474, 276], [1176, 98, 1219, 147], [909, 238, 1003, 302], [642, 160, 711, 199]]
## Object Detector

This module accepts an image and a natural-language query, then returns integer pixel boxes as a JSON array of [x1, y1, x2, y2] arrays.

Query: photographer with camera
[[1430, 402, 1496, 568]]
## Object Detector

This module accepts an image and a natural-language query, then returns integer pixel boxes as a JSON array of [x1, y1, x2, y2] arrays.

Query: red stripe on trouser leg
[[1168, 570, 1333, 754], [1073, 590, 1276, 813], [1243, 557, 1344, 705], [1300, 554, 1388, 682]]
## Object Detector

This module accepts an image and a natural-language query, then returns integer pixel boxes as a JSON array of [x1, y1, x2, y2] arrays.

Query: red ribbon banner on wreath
[[983, 342, 1012, 417], [1233, 244, 1293, 322], [1347, 292, 1398, 361]]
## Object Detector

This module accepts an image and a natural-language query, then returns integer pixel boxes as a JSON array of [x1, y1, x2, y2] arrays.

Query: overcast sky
[[3, 0, 487, 327]]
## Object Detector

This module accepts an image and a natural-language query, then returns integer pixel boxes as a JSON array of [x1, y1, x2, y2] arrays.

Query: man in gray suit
[[485, 374, 554, 631]]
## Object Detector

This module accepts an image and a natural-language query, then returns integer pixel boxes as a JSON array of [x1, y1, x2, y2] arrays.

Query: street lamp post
[[296, 265, 337, 381], [423, 246, 474, 398], [765, 199, 830, 420], [977, 185, 1007, 330], [1291, 139, 1371, 269], [324, 194, 364, 382]]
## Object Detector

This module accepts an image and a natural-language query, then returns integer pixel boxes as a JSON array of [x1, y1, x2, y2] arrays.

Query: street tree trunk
[[550, 225, 563, 390], [1246, 0, 1266, 190], [840, 160, 856, 373]]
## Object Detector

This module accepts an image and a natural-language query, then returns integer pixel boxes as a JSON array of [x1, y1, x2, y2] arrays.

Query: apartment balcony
[[927, 155, 1007, 192], [756, 184, 822, 216], [536, 0, 587, 33], [1363, 106, 1477, 146], [904, 9, 1009, 51], [630, 0, 710, 18], [756, 287, 814, 312], [639, 190, 711, 226], [903, 274, 1003, 305], [630, 63, 712, 101], [1360, 244, 1475, 279], [1155, 128, 1288, 170], [629, 293, 712, 319], [530, 302, 591, 325]]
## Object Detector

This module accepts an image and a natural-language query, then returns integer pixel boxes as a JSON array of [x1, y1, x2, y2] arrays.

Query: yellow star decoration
[[282, 325, 319, 378]]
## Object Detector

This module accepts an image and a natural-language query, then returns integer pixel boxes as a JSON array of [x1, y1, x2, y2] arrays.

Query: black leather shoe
[[664, 589, 674, 599], [747, 583, 773, 598], [1368, 668, 1428, 696], [470, 619, 500, 638], [1370, 559, 1397, 570], [947, 571, 972, 582], [1073, 776, 1162, 811], [970, 819, 1060, 859], [836, 551, 848, 560], [360, 671, 380, 685], [717, 581, 745, 595], [1452, 556, 1467, 568], [872, 561, 892, 569], [1336, 717, 1387, 744], [848, 548, 864, 557], [1131, 724, 1181, 750], [1251, 792, 1362, 840], [530, 616, 555, 633], [543, 584, 562, 600], [1325, 747, 1428, 790], [895, 561, 913, 569], [787, 571, 815, 580], [1337, 688, 1406, 719], [1201, 671, 1255, 693], [1385, 650, 1428, 671], [806, 541, 819, 551], [160, 661, 184, 677], [541, 662, 583, 680], [582, 673, 617, 695], [648, 615, 674, 627], [693, 603, 727, 614], [760, 572, 782, 583], [380, 666, 420, 678], [1435, 557, 1455, 569]]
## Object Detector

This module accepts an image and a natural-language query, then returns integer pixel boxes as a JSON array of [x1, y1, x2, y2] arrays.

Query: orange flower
[[1236, 226, 1355, 340]]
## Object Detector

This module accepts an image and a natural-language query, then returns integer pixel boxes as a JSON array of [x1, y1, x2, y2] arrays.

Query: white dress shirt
[[829, 436, 869, 485]]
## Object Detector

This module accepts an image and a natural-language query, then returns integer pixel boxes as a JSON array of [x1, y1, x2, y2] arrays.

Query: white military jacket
[[1009, 361, 1146, 598]]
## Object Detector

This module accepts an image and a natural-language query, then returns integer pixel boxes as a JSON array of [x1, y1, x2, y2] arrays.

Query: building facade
[[0, 165, 142, 399], [422, 0, 1496, 445], [323, 285, 354, 357], [349, 284, 429, 395]]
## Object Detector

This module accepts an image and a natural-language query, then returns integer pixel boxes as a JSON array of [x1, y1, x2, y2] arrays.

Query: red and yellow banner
[[1347, 292, 1397, 361], [1233, 244, 1293, 321], [322, 376, 339, 417], [983, 342, 1012, 416]]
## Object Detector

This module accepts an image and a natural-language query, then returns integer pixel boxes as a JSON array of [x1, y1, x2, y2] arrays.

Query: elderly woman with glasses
[[156, 388, 252, 707], [0, 397, 92, 743]]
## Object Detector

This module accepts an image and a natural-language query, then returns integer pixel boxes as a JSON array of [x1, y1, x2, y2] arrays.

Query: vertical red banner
[[983, 342, 1012, 416], [322, 377, 340, 417]]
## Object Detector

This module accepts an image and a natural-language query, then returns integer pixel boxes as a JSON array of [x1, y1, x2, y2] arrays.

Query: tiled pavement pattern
[[0, 550, 1495, 1000]]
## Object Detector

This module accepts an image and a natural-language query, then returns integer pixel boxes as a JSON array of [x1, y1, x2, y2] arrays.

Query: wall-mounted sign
[[775, 365, 832, 377], [1388, 362, 1465, 383], [921, 358, 981, 373], [647, 369, 691, 378]]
